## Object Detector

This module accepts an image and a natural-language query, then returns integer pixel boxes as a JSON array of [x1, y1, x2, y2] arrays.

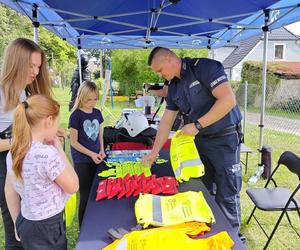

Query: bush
[[240, 62, 280, 106]]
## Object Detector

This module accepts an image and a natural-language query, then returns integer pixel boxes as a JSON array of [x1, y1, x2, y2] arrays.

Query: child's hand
[[99, 150, 106, 160], [90, 152, 102, 164], [14, 227, 20, 241]]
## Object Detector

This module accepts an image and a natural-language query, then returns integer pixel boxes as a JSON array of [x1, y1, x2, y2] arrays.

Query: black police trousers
[[195, 132, 242, 233]]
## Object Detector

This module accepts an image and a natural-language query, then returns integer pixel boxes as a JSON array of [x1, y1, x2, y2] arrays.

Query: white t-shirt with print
[[6, 141, 70, 221]]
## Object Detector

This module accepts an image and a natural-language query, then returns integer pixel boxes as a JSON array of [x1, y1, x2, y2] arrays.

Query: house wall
[[209, 47, 235, 63], [246, 40, 300, 61], [231, 62, 243, 81], [230, 40, 300, 81], [224, 68, 231, 80], [253, 79, 300, 108]]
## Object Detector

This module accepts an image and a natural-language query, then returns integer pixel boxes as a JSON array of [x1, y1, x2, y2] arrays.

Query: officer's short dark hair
[[148, 47, 165, 66]]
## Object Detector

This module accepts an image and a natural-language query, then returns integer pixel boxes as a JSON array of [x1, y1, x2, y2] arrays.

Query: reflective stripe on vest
[[152, 195, 162, 223], [174, 158, 203, 177]]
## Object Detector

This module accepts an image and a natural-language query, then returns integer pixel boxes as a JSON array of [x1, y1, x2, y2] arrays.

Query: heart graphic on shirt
[[83, 119, 99, 141]]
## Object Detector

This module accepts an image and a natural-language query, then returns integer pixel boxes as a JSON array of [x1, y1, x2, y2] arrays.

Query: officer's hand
[[142, 152, 157, 168], [180, 123, 199, 136]]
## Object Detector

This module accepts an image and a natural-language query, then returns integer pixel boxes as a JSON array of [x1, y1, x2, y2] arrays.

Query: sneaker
[[238, 233, 246, 244]]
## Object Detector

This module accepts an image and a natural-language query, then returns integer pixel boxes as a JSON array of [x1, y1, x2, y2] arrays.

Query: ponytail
[[11, 102, 32, 179], [11, 95, 60, 180]]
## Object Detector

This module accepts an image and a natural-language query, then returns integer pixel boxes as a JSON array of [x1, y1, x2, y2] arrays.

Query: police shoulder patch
[[189, 80, 200, 88], [210, 75, 227, 88]]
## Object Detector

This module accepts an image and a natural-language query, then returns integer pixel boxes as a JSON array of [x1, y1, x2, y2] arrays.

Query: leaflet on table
[[106, 150, 152, 159]]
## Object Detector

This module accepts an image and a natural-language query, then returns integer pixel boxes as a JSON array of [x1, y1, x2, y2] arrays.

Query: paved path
[[244, 112, 300, 136]]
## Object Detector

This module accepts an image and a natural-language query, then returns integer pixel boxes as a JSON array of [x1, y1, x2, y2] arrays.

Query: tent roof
[[1, 0, 300, 49]]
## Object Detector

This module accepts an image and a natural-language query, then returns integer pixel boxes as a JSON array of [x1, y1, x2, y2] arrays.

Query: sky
[[285, 21, 300, 35]]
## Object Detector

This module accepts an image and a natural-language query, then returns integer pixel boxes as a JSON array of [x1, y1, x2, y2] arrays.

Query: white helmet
[[116, 112, 150, 137]]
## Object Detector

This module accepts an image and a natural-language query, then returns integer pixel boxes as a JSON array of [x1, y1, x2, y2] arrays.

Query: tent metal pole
[[258, 10, 270, 166], [243, 81, 248, 135], [32, 4, 39, 44], [248, 9, 270, 184], [107, 57, 114, 109], [77, 39, 82, 84]]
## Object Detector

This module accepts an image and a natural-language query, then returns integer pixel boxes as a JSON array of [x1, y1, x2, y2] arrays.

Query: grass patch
[[1, 88, 299, 249], [247, 106, 300, 120]]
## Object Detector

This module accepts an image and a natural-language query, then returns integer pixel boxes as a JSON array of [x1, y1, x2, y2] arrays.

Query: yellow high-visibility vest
[[135, 191, 215, 228], [64, 193, 76, 227], [170, 130, 204, 182], [103, 222, 234, 250]]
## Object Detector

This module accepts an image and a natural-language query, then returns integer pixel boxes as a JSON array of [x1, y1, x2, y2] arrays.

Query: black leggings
[[0, 151, 24, 250], [74, 162, 97, 228]]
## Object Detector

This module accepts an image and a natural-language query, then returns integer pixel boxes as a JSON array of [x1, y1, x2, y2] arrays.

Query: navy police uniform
[[166, 57, 243, 232]]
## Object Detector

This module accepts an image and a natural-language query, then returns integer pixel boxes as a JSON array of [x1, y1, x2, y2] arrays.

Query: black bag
[[0, 125, 12, 139], [103, 126, 155, 149], [261, 145, 272, 179]]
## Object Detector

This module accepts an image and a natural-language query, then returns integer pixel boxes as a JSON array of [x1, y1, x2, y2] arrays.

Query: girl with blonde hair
[[5, 94, 78, 250], [0, 38, 52, 250], [69, 80, 106, 227]]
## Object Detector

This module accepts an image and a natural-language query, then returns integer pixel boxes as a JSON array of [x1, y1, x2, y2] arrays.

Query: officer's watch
[[194, 120, 203, 131]]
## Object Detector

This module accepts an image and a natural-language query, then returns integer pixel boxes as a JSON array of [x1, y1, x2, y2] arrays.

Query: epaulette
[[194, 59, 200, 66]]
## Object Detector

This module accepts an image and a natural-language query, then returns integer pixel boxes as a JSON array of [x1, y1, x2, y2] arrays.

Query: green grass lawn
[[1, 88, 299, 249], [247, 106, 300, 120]]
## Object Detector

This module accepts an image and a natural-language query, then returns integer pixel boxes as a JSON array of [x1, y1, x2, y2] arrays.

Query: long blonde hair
[[71, 80, 99, 113], [11, 94, 60, 180], [0, 38, 52, 111]]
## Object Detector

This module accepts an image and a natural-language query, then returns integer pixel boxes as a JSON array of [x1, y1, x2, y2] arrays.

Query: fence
[[235, 80, 300, 161]]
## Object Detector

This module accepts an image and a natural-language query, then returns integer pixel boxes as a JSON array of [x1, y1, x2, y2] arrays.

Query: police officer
[[69, 53, 91, 111], [142, 47, 243, 236], [144, 80, 186, 131]]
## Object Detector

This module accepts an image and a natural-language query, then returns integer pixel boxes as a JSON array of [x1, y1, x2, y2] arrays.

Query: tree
[[110, 48, 208, 95], [0, 4, 76, 86], [0, 4, 32, 58]]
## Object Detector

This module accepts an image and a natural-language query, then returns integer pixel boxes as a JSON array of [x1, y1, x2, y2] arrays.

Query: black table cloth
[[75, 150, 246, 250]]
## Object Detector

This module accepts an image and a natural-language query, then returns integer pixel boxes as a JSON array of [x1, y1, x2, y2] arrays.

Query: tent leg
[[248, 10, 270, 184], [32, 4, 39, 44], [77, 39, 82, 85]]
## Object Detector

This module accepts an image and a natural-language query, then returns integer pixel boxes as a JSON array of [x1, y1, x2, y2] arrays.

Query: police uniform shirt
[[166, 57, 242, 135]]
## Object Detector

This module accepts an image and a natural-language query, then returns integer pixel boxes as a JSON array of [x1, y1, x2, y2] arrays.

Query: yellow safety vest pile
[[103, 221, 234, 250], [135, 191, 215, 228], [170, 130, 205, 182]]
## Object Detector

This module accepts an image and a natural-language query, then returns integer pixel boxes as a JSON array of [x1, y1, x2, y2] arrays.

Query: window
[[274, 44, 285, 60]]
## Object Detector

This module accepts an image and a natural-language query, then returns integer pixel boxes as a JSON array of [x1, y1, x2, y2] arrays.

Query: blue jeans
[[0, 151, 24, 250]]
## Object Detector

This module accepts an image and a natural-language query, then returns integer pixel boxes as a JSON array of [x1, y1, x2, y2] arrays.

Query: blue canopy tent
[[1, 0, 300, 179], [1, 0, 297, 49]]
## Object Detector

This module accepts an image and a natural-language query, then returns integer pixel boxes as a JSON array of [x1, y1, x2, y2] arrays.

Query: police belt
[[197, 124, 241, 139]]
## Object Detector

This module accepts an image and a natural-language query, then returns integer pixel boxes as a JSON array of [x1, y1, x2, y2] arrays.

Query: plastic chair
[[246, 151, 300, 250]]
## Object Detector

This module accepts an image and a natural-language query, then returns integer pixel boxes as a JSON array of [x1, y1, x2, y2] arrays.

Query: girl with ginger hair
[[5, 94, 78, 250]]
